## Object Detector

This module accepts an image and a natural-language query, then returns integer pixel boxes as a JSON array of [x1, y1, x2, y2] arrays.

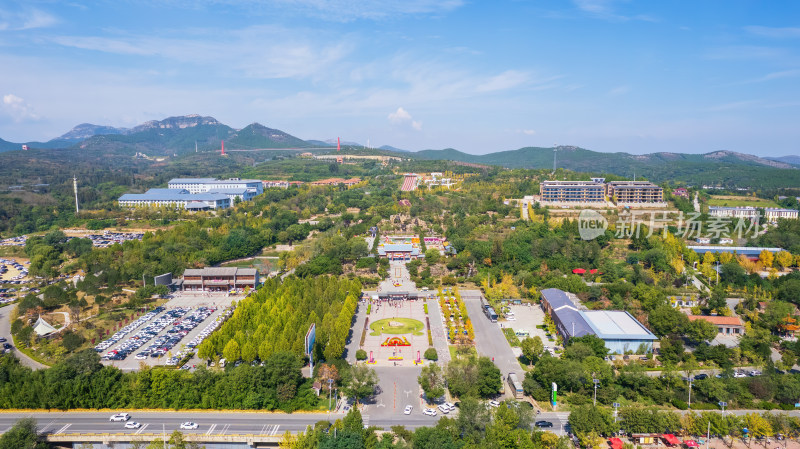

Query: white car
[[179, 422, 199, 430], [445, 402, 456, 411], [733, 371, 747, 378], [110, 413, 130, 422], [489, 400, 500, 408], [404, 405, 413, 415], [124, 422, 141, 429], [506, 316, 517, 321], [749, 370, 762, 376], [438, 404, 450, 414], [423, 408, 437, 416]]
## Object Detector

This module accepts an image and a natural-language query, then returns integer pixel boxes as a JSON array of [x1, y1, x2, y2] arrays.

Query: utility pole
[[593, 378, 600, 406], [687, 376, 694, 409], [552, 144, 558, 175]]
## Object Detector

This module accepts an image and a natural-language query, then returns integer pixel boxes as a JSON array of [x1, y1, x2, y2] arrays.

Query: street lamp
[[719, 401, 727, 415], [613, 402, 620, 423], [593, 378, 600, 406], [687, 376, 694, 409]]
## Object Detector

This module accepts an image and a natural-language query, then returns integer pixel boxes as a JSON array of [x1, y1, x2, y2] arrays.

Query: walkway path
[[0, 304, 48, 370]]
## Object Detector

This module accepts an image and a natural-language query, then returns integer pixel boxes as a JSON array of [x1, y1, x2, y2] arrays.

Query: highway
[[0, 410, 443, 436]]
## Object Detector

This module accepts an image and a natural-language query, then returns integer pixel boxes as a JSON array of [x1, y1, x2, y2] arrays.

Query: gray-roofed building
[[377, 243, 421, 260], [541, 288, 657, 354], [180, 267, 259, 292]]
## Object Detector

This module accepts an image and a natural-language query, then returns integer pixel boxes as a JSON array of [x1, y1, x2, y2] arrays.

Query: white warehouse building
[[118, 189, 230, 210], [167, 178, 263, 200]]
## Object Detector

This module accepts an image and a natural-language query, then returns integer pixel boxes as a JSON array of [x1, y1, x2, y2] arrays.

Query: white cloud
[[476, 70, 530, 93], [607, 85, 630, 96], [572, 0, 655, 22], [246, 0, 463, 21], [522, 129, 536, 135], [388, 107, 421, 130], [50, 26, 354, 80], [745, 26, 800, 39], [0, 8, 57, 31], [2, 94, 39, 121]]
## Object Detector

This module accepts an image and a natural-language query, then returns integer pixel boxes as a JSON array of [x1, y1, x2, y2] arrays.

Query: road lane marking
[[259, 424, 267, 434], [218, 424, 230, 435], [136, 424, 149, 434], [205, 424, 217, 435], [55, 424, 71, 434], [270, 425, 280, 436]]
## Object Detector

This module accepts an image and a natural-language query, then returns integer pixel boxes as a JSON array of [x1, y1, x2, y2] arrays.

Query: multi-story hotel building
[[606, 181, 664, 203], [540, 181, 606, 203]]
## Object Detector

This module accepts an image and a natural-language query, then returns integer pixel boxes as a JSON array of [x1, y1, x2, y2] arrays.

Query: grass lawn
[[369, 318, 425, 336], [708, 196, 780, 208]]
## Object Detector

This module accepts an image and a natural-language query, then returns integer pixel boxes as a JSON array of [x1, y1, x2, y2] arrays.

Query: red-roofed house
[[673, 188, 689, 198], [687, 315, 744, 335]]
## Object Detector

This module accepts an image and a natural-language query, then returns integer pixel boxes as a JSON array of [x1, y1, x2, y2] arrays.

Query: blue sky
[[1, 0, 799, 155]]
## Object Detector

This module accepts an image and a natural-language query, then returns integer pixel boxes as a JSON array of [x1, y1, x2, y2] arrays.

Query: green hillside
[[227, 123, 311, 149]]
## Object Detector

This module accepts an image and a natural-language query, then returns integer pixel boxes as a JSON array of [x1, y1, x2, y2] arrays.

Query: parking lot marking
[[136, 423, 149, 434], [205, 424, 217, 435], [55, 424, 71, 434]]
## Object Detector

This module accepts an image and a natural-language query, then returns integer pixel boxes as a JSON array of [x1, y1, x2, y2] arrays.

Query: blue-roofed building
[[118, 189, 230, 210], [541, 288, 658, 354], [688, 246, 783, 261]]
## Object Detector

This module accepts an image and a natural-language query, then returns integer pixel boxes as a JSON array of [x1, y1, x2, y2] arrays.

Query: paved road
[[0, 304, 48, 370], [461, 290, 520, 391], [0, 409, 442, 436]]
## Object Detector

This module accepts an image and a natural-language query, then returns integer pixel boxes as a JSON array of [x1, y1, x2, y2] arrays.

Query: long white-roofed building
[[167, 177, 263, 200]]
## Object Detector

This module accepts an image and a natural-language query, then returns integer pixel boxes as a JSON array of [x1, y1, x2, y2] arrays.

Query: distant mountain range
[[2, 114, 799, 187]]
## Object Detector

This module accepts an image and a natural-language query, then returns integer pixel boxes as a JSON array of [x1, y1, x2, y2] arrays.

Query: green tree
[[648, 304, 689, 337], [223, 339, 241, 362], [567, 335, 608, 358], [686, 319, 719, 344], [568, 404, 614, 438], [342, 364, 378, 404], [476, 357, 502, 398], [520, 336, 544, 366], [0, 418, 48, 449], [707, 286, 727, 313], [425, 249, 440, 265], [342, 406, 364, 433], [418, 363, 446, 403]]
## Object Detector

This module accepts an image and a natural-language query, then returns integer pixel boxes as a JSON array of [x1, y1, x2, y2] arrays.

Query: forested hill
[[1, 115, 314, 155], [412, 146, 800, 188]]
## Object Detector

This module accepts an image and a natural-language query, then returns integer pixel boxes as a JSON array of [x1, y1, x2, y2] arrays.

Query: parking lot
[[99, 292, 240, 371], [498, 303, 554, 357]]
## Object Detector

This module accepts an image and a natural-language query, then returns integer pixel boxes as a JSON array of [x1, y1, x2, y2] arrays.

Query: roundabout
[[369, 317, 425, 336]]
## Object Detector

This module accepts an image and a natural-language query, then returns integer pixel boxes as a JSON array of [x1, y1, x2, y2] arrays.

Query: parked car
[[693, 373, 708, 380], [733, 371, 747, 378], [437, 404, 450, 414], [749, 369, 762, 376], [488, 400, 500, 408], [423, 408, 437, 416]]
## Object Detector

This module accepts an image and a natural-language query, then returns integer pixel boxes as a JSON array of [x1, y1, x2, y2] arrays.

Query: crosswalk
[[259, 424, 281, 436]]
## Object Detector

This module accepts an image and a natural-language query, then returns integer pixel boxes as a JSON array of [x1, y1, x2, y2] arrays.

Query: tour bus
[[507, 373, 524, 399], [484, 306, 498, 323]]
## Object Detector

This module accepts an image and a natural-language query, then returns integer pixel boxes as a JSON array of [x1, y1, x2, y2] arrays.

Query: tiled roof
[[687, 315, 744, 326]]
